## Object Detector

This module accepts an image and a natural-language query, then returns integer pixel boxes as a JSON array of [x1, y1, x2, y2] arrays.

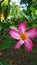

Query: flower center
[[20, 33, 27, 40]]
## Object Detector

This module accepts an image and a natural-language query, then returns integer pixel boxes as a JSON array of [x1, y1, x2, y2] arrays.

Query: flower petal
[[13, 40, 24, 49], [36, 30, 37, 37], [24, 38, 33, 52], [27, 29, 37, 38], [9, 29, 20, 40], [18, 22, 26, 33]]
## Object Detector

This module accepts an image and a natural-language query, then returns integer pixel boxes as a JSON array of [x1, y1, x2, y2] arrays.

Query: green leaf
[[0, 34, 17, 51], [10, 26, 18, 31], [0, 40, 12, 50], [0, 22, 3, 31], [20, 12, 32, 22], [30, 6, 36, 15], [0, 59, 9, 65], [0, 25, 2, 31], [0, 34, 12, 50], [1, 0, 8, 6]]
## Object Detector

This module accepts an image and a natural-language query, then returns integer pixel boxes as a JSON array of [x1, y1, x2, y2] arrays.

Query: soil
[[0, 39, 37, 65]]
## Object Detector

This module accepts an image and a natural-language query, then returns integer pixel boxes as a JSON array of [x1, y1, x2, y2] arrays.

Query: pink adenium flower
[[9, 22, 37, 52]]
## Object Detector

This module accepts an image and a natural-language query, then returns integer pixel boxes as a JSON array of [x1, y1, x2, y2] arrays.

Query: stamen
[[20, 33, 27, 40]]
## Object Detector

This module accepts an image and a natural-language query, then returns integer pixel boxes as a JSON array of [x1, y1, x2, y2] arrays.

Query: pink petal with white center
[[13, 40, 24, 49], [27, 28, 37, 38], [24, 38, 33, 52], [18, 22, 26, 33], [9, 29, 20, 40]]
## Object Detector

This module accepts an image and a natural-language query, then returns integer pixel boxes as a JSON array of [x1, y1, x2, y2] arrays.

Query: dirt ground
[[0, 39, 37, 65]]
